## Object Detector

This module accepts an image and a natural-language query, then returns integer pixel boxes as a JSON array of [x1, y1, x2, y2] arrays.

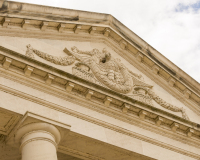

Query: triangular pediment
[[0, 0, 199, 138], [0, 35, 199, 124], [0, 2, 200, 159]]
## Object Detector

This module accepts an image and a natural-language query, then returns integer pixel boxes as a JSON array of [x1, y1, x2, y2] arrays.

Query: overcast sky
[[9, 0, 200, 83]]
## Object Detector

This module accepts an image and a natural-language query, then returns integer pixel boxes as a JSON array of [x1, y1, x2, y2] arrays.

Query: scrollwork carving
[[26, 44, 75, 65], [146, 88, 189, 120], [69, 46, 139, 94], [25, 44, 189, 120]]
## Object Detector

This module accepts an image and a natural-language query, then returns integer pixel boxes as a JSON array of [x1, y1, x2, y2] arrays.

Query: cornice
[[0, 28, 199, 117], [0, 46, 195, 125], [0, 79, 199, 159], [0, 47, 200, 159], [0, 2, 199, 114], [0, 27, 199, 117]]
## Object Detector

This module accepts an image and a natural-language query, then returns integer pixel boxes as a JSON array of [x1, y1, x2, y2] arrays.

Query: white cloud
[[8, 0, 200, 82]]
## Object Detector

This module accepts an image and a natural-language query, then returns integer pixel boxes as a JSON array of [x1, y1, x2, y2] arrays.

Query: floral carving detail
[[147, 89, 189, 120], [69, 46, 140, 94], [26, 44, 75, 65], [25, 44, 189, 120]]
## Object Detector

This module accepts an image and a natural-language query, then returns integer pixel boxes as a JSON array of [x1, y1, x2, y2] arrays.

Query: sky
[[9, 0, 200, 83]]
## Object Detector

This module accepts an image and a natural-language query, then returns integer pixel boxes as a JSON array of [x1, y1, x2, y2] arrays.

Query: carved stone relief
[[72, 62, 103, 86], [25, 44, 189, 120], [26, 44, 75, 65]]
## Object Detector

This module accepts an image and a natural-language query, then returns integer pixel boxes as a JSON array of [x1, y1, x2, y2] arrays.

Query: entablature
[[0, 45, 200, 150]]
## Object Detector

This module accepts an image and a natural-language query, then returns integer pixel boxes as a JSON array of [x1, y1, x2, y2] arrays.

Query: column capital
[[15, 122, 61, 144], [15, 122, 61, 160]]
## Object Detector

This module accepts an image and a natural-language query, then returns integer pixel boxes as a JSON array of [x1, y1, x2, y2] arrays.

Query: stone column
[[15, 123, 61, 160]]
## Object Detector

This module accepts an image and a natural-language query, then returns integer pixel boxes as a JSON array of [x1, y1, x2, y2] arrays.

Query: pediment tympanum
[[25, 44, 189, 120]]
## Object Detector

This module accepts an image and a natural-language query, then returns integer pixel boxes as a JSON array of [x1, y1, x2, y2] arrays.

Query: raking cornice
[[0, 1, 199, 115]]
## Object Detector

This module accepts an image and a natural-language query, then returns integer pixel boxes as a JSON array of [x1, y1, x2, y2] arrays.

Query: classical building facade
[[0, 1, 200, 160]]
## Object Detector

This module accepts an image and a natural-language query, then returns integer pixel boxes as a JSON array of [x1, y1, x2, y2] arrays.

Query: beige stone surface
[[0, 36, 199, 159], [16, 123, 60, 160], [0, 88, 199, 159], [0, 36, 199, 123], [0, 1, 199, 160]]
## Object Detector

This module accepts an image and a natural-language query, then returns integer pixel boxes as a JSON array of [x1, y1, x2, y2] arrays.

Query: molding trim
[[0, 75, 199, 159], [0, 28, 198, 116], [0, 8, 199, 108], [0, 61, 199, 148], [58, 146, 105, 160], [15, 123, 61, 144]]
